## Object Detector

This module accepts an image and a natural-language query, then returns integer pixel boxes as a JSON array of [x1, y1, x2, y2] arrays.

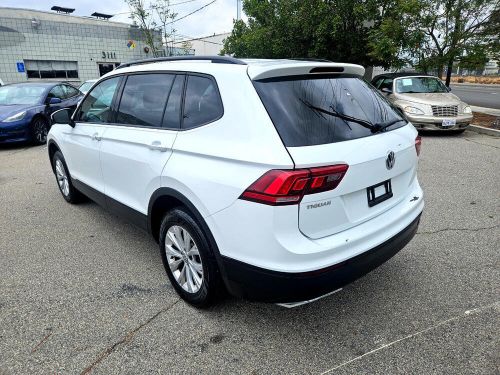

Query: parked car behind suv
[[0, 82, 82, 144], [372, 73, 473, 132], [48, 57, 424, 307]]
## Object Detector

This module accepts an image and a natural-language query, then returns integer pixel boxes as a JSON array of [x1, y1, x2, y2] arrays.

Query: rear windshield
[[253, 75, 407, 147]]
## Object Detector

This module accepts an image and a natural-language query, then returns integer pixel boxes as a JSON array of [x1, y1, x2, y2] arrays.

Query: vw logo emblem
[[386, 151, 396, 170]]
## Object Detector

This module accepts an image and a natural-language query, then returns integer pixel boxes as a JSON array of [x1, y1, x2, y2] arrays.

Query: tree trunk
[[445, 59, 453, 87], [437, 65, 444, 80]]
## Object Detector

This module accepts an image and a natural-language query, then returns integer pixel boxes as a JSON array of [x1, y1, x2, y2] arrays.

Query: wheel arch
[[47, 139, 61, 173], [148, 187, 228, 281]]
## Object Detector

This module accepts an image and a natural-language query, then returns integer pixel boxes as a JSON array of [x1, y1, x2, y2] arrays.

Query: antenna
[[236, 0, 241, 21]]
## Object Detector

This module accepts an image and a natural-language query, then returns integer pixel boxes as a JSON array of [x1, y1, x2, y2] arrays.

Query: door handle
[[149, 141, 168, 152], [91, 133, 101, 141]]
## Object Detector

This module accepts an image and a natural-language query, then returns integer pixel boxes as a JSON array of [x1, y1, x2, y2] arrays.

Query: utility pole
[[236, 0, 241, 20]]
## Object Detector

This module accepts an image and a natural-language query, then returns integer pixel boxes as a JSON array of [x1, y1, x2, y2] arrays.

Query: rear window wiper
[[372, 118, 407, 133], [299, 99, 376, 132]]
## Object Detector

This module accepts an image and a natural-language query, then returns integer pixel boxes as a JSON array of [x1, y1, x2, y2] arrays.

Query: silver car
[[78, 79, 97, 95], [372, 73, 473, 132]]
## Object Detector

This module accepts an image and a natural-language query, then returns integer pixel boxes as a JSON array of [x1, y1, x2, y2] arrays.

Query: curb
[[468, 125, 500, 137]]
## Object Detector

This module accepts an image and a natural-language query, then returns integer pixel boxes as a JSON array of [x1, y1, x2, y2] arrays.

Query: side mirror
[[48, 97, 62, 105], [52, 108, 75, 127], [381, 87, 393, 94]]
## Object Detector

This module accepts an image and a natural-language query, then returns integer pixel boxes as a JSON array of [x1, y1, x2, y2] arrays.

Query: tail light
[[240, 164, 349, 206], [415, 135, 422, 156]]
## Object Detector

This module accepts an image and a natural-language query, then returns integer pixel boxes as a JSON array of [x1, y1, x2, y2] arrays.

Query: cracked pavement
[[0, 130, 499, 374]]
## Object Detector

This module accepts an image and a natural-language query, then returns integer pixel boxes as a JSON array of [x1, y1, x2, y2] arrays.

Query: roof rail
[[289, 58, 332, 63], [116, 56, 246, 70]]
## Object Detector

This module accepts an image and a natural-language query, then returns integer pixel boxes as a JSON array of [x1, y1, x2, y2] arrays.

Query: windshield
[[79, 82, 94, 92], [395, 77, 448, 94], [253, 75, 407, 147], [0, 85, 46, 105]]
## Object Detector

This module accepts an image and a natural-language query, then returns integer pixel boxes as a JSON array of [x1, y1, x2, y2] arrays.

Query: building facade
[[0, 7, 159, 85], [173, 33, 230, 56]]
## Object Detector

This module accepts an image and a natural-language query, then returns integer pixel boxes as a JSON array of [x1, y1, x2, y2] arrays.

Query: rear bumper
[[221, 213, 421, 303]]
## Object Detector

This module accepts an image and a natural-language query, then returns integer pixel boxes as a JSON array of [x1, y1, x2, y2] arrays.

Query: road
[[0, 132, 499, 374], [450, 83, 500, 109]]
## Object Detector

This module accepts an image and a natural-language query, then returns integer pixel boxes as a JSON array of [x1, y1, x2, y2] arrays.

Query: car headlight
[[3, 111, 27, 122], [463, 106, 472, 114], [403, 106, 424, 115]]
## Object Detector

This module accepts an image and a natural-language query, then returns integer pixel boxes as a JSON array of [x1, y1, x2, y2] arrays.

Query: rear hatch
[[252, 69, 418, 239]]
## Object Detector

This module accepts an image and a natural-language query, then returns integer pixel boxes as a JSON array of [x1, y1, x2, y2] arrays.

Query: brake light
[[240, 164, 349, 206], [415, 135, 422, 156]]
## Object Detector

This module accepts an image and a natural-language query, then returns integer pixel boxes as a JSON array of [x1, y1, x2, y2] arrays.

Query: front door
[[62, 76, 121, 203]]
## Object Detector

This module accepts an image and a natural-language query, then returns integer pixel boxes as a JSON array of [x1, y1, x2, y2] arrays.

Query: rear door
[[253, 74, 418, 239], [99, 73, 183, 218]]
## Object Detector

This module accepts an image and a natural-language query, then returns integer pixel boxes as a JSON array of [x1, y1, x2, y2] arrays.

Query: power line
[[164, 0, 217, 25], [112, 0, 202, 17]]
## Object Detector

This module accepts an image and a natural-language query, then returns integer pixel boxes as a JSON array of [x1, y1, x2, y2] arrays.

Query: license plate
[[442, 119, 456, 127], [367, 180, 393, 207]]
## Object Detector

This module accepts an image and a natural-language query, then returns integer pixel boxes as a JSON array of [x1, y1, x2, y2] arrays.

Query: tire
[[159, 207, 222, 307], [30, 117, 49, 145], [52, 151, 85, 203]]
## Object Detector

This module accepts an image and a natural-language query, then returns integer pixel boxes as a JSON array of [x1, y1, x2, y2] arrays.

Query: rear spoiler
[[247, 62, 365, 80]]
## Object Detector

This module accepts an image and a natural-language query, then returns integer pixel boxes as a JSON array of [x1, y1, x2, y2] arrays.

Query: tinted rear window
[[253, 75, 407, 147]]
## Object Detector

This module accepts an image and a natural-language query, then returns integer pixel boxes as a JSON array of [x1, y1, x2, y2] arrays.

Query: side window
[[162, 75, 184, 129], [116, 74, 174, 127], [63, 85, 80, 99], [379, 78, 393, 91], [48, 85, 65, 100], [372, 78, 382, 88], [183, 75, 223, 129], [77, 77, 120, 123]]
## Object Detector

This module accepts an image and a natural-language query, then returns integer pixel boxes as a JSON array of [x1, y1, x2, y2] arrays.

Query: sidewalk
[[471, 106, 500, 116]]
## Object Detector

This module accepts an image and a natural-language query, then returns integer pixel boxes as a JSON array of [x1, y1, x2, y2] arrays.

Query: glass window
[[48, 85, 65, 100], [24, 60, 79, 80], [0, 84, 46, 105], [77, 77, 120, 123], [378, 78, 393, 91], [62, 85, 80, 99], [253, 75, 407, 147], [395, 76, 448, 93], [163, 75, 184, 129], [183, 75, 223, 129], [116, 74, 174, 127]]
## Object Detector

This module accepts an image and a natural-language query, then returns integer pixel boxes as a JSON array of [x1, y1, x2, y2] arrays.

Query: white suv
[[48, 57, 424, 307]]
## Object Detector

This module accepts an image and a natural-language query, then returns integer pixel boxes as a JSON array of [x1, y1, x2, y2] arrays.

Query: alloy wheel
[[165, 225, 204, 293], [55, 159, 70, 196], [33, 119, 48, 143]]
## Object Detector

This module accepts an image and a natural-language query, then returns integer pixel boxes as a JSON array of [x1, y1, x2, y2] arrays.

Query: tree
[[151, 0, 177, 56], [370, 0, 499, 85], [221, 0, 386, 67], [126, 0, 177, 57]]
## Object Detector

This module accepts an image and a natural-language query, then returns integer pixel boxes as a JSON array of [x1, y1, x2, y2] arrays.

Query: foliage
[[222, 0, 499, 82], [126, 0, 177, 56], [370, 0, 499, 84], [221, 0, 384, 67]]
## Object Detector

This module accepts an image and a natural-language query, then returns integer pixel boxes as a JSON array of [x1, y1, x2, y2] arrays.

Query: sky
[[1, 0, 245, 40]]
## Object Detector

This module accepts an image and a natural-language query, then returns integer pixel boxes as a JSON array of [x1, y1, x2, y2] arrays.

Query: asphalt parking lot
[[0, 131, 498, 375]]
